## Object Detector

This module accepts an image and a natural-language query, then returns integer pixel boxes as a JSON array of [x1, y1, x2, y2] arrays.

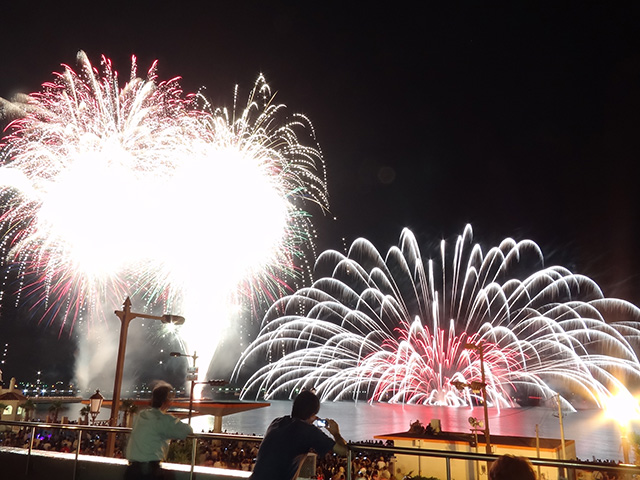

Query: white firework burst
[[234, 225, 640, 410]]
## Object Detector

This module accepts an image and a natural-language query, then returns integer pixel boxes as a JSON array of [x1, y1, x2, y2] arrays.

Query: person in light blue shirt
[[125, 382, 193, 480]]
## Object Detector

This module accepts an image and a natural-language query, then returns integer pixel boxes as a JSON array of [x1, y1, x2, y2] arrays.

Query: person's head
[[291, 390, 320, 421], [151, 381, 174, 410], [489, 454, 535, 480]]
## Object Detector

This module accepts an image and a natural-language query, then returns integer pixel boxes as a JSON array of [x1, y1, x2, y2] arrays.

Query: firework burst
[[233, 226, 640, 410], [0, 52, 328, 378]]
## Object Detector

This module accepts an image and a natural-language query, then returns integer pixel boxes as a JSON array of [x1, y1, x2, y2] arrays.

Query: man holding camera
[[250, 390, 348, 480]]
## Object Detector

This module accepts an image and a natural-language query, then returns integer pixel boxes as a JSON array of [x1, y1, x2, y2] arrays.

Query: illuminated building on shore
[[375, 427, 575, 480]]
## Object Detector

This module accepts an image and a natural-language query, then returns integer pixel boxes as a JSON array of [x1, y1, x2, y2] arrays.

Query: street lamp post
[[105, 297, 185, 457], [468, 417, 482, 480], [170, 351, 227, 425], [451, 341, 492, 455], [170, 351, 198, 425], [89, 389, 104, 425], [472, 342, 492, 455], [187, 379, 228, 425]]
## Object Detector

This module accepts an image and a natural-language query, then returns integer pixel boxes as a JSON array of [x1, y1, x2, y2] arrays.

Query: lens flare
[[0, 52, 328, 382], [233, 226, 640, 410], [602, 388, 640, 427]]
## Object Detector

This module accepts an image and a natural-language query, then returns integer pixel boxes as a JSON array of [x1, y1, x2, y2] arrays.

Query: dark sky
[[1, 2, 639, 385]]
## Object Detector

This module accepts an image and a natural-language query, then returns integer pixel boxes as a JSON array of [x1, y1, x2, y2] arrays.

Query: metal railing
[[1, 420, 131, 480], [2, 419, 640, 480], [0, 419, 260, 480], [347, 442, 640, 480]]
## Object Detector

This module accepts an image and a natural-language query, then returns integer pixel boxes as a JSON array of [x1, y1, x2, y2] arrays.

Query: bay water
[[36, 400, 633, 462]]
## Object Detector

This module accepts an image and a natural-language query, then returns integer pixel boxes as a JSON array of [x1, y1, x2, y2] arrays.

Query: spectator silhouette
[[489, 454, 535, 480]]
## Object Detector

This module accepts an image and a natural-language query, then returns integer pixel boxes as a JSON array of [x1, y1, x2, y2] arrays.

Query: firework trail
[[0, 52, 328, 387], [233, 225, 640, 410]]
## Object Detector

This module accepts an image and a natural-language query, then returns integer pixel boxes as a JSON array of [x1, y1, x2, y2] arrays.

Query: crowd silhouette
[[0, 424, 631, 480]]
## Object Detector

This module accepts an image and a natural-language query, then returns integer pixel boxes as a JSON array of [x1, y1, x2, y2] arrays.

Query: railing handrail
[[0, 419, 263, 442], [348, 442, 640, 474], [0, 419, 131, 434], [2, 419, 639, 477]]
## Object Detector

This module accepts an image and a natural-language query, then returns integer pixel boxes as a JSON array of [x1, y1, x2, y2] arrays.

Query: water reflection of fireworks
[[234, 226, 640, 410]]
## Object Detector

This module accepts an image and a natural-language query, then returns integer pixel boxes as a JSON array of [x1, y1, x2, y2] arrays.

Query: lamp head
[[162, 315, 185, 325], [470, 381, 485, 393], [451, 380, 467, 391], [89, 389, 104, 415], [206, 379, 228, 386]]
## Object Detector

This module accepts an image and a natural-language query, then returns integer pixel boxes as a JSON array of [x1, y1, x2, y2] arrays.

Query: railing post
[[346, 448, 352, 480], [73, 427, 83, 480], [189, 436, 197, 480], [446, 456, 451, 480], [25, 424, 36, 476]]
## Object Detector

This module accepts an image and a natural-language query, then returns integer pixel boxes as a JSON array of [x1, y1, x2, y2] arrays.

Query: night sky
[[1, 2, 639, 386]]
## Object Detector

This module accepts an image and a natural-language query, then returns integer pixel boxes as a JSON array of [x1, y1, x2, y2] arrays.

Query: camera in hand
[[313, 418, 328, 428]]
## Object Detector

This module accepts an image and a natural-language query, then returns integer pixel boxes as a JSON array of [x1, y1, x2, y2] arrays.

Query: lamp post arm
[[106, 297, 185, 457], [117, 311, 163, 321]]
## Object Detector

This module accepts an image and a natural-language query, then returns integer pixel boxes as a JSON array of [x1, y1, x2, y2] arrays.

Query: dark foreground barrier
[[3, 419, 640, 480], [0, 446, 251, 480]]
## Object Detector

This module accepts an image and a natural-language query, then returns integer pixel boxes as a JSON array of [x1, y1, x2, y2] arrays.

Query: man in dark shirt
[[251, 390, 348, 480]]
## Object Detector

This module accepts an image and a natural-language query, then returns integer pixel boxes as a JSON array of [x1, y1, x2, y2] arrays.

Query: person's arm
[[326, 419, 348, 456], [162, 411, 194, 439], [174, 417, 194, 439]]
